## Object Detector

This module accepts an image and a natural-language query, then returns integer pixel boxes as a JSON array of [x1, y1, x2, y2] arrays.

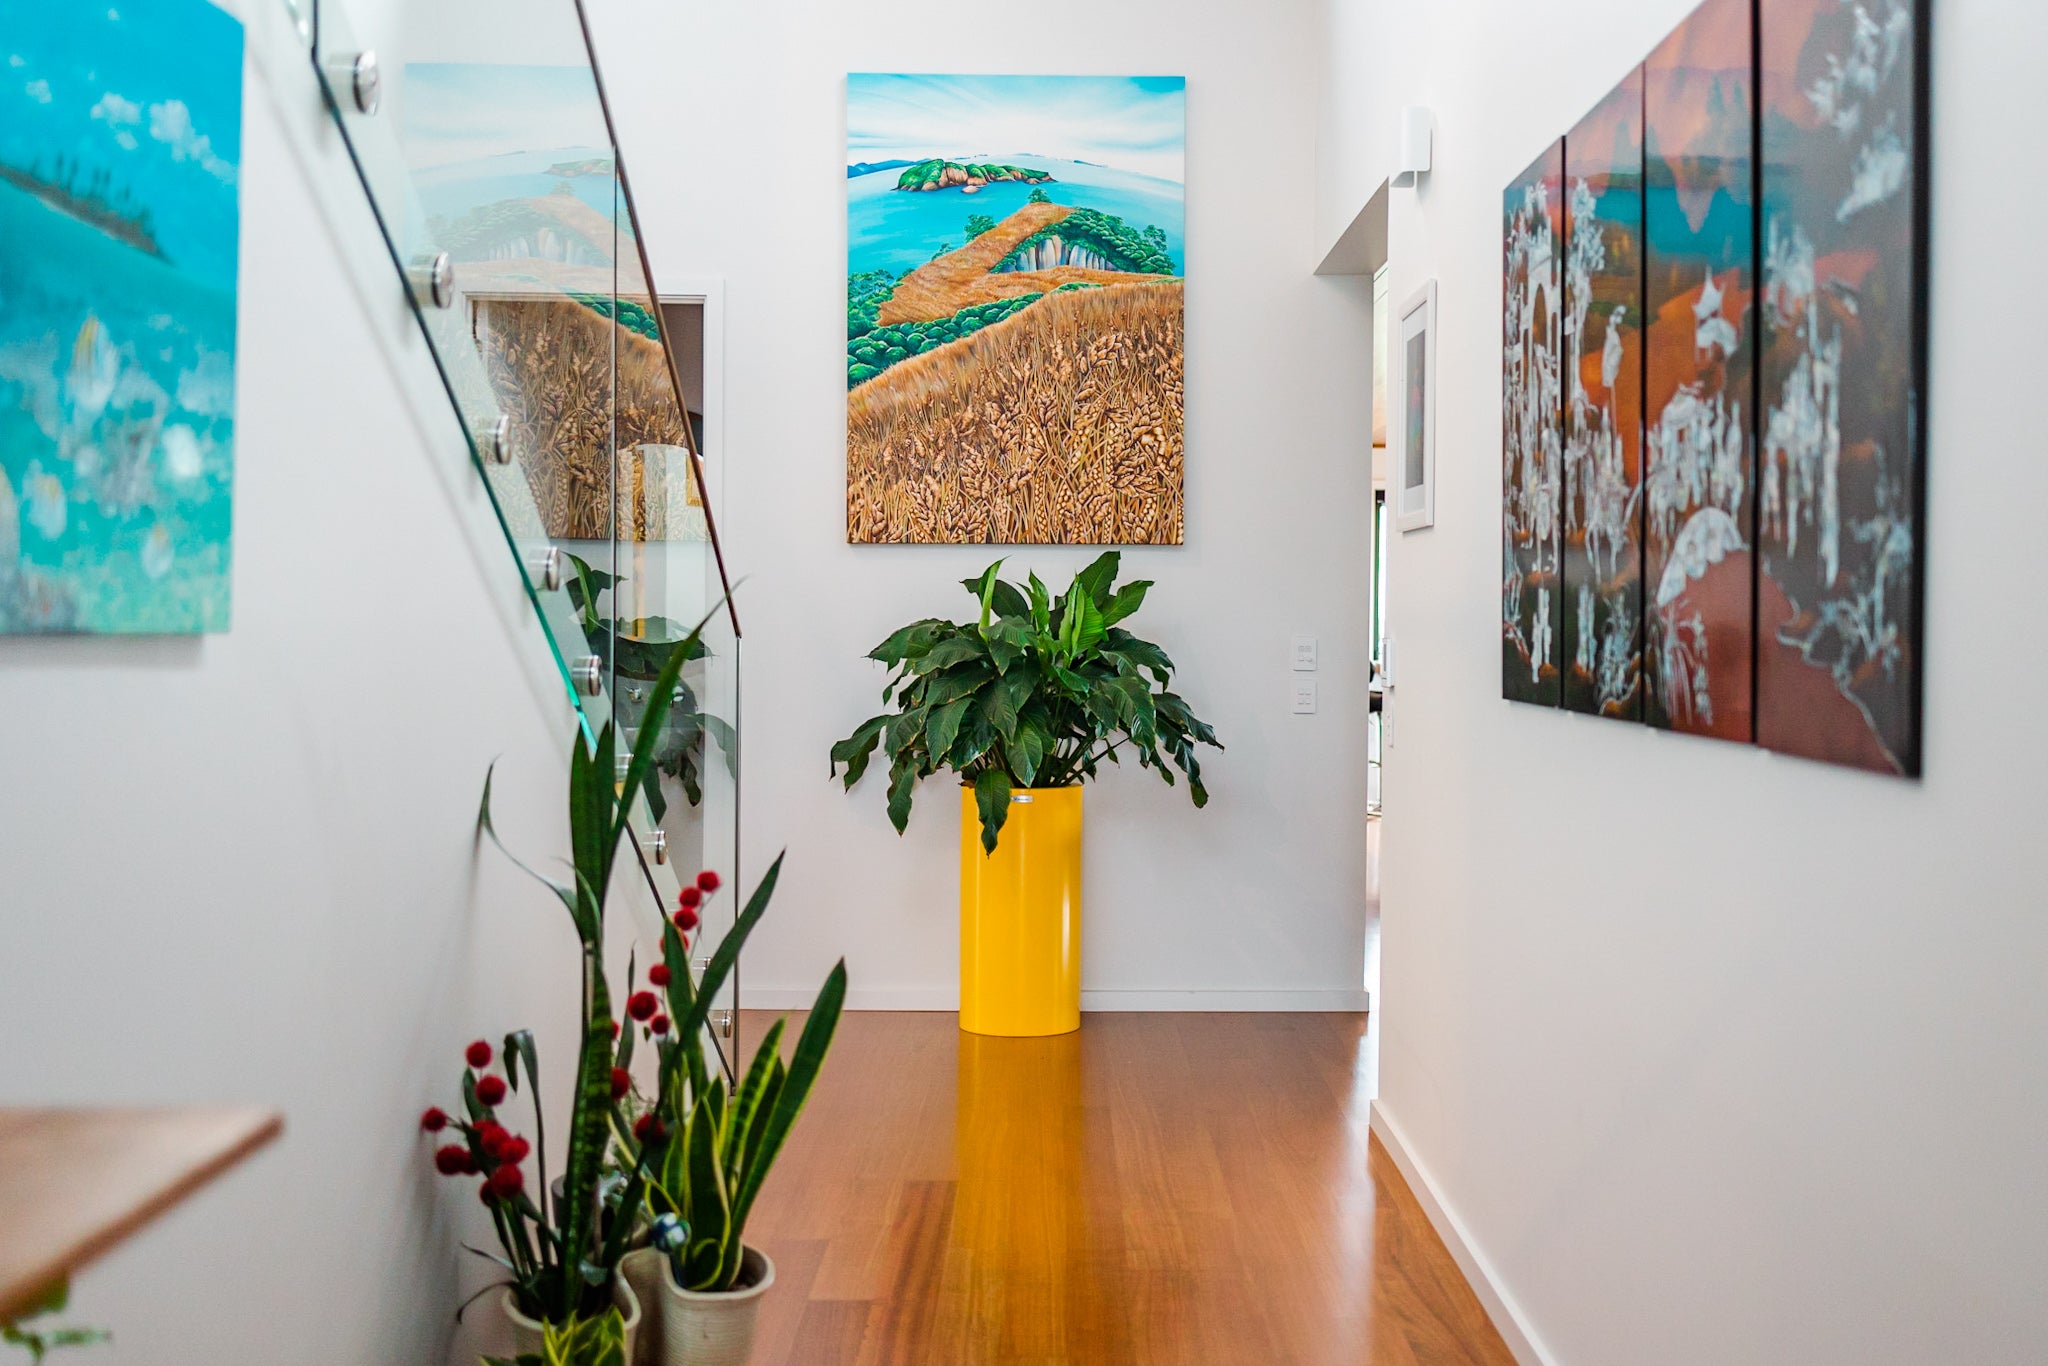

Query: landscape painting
[[0, 0, 242, 633], [1562, 69, 1646, 720], [846, 74, 1186, 545], [1756, 0, 1925, 775], [1643, 0, 1755, 742], [1502, 140, 1564, 705]]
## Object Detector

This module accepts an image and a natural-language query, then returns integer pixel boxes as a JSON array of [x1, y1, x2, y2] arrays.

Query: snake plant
[[831, 551, 1222, 852], [630, 859, 848, 1292], [481, 1308, 626, 1366]]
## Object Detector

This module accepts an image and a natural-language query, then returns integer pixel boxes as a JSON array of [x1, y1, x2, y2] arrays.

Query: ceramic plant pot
[[503, 1273, 642, 1362], [658, 1247, 776, 1366], [617, 1246, 667, 1365]]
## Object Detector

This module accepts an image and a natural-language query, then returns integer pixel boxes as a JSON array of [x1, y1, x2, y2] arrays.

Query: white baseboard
[[736, 986, 1372, 1013], [1368, 1101, 1559, 1366]]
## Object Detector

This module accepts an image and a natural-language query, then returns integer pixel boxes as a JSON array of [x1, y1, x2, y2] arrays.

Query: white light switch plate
[[1292, 679, 1318, 714], [1292, 635, 1318, 670]]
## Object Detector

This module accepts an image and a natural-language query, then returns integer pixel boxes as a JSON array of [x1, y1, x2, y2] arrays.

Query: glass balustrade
[[289, 0, 742, 1042]]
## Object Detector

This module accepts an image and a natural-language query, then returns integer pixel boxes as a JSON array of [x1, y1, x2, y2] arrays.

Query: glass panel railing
[[294, 0, 742, 974]]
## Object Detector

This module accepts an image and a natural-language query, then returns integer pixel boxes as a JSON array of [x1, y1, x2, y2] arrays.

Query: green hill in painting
[[894, 159, 1055, 192]]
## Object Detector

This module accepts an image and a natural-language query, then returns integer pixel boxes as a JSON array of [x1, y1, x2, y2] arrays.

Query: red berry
[[651, 1014, 671, 1036], [678, 886, 702, 910], [481, 1127, 518, 1162], [627, 991, 659, 1022], [434, 1144, 472, 1176], [502, 1136, 531, 1165], [420, 1107, 449, 1133], [610, 1067, 631, 1102], [633, 1114, 666, 1145], [649, 964, 672, 988], [673, 906, 699, 932], [487, 1164, 525, 1200], [696, 870, 721, 893], [476, 1075, 507, 1106], [475, 1120, 508, 1153], [466, 1040, 492, 1069]]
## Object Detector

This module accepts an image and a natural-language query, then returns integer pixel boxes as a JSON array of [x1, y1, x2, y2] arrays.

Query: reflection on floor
[[739, 1009, 1512, 1365]]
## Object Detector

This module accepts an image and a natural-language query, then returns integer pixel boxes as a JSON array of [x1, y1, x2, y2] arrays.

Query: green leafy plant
[[830, 552, 1221, 853], [563, 555, 736, 819], [449, 604, 713, 1325], [624, 864, 847, 1292], [481, 1307, 626, 1366], [2, 1279, 105, 1362]]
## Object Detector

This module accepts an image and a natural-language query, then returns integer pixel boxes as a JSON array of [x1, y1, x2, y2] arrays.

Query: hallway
[[740, 1011, 1511, 1365]]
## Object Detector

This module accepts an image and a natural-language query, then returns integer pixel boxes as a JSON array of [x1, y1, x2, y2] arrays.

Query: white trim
[[1392, 278, 1438, 531], [738, 987, 1371, 1012], [1368, 1100, 1560, 1366]]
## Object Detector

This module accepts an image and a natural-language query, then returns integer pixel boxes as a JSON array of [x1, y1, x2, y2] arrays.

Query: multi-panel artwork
[[1502, 142, 1564, 706], [1501, 0, 1927, 778], [1563, 71, 1645, 719]]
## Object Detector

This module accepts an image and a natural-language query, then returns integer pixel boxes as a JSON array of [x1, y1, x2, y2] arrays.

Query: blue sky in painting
[[848, 74, 1185, 183], [402, 63, 611, 170], [0, 0, 242, 291]]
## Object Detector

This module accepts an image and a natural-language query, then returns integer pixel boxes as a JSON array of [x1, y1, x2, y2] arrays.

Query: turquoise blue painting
[[0, 0, 243, 633]]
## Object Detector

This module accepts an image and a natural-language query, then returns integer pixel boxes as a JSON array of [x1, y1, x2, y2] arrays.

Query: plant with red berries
[[453, 610, 716, 1329]]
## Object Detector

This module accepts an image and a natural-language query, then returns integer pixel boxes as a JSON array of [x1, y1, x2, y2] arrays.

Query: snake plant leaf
[[723, 1018, 786, 1175], [731, 961, 847, 1232], [671, 854, 786, 1050], [477, 764, 579, 917], [739, 1055, 786, 1180], [974, 769, 1012, 853], [681, 1094, 732, 1289]]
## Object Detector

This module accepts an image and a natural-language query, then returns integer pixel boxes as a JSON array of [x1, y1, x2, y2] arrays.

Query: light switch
[[1292, 679, 1318, 714], [1291, 635, 1319, 671]]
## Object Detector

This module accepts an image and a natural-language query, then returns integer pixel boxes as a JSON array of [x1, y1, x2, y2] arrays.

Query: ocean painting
[[846, 74, 1186, 545], [1756, 0, 1926, 775], [0, 0, 242, 633]]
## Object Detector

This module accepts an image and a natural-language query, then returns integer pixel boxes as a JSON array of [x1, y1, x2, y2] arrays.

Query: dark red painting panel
[[1503, 140, 1565, 707], [1756, 0, 1926, 776], [1562, 67, 1646, 720], [1643, 0, 1755, 743]]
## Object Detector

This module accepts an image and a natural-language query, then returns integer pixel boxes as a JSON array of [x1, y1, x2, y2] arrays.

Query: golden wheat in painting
[[846, 75, 1186, 545]]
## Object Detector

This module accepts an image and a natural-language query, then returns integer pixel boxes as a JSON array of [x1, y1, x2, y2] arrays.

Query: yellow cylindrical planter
[[959, 785, 1082, 1037]]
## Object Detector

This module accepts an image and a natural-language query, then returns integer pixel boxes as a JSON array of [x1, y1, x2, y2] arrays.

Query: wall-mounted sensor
[[1393, 107, 1433, 187]]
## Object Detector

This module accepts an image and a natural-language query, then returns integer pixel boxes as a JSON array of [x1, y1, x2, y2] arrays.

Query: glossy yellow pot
[[959, 785, 1082, 1037]]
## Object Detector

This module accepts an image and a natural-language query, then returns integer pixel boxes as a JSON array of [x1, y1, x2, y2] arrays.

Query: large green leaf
[[1101, 578, 1153, 627], [924, 696, 973, 763], [913, 636, 985, 675], [978, 668, 1036, 743], [1073, 550, 1121, 608], [886, 757, 918, 833], [1027, 572, 1052, 634], [983, 618, 1036, 673], [1009, 723, 1047, 787], [868, 618, 949, 665], [973, 769, 1012, 854], [830, 715, 888, 787]]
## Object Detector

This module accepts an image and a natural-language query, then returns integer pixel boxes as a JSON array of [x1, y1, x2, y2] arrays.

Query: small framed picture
[[1393, 279, 1437, 531]]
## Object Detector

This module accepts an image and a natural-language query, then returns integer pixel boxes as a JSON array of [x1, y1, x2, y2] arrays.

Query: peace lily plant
[[831, 551, 1222, 851]]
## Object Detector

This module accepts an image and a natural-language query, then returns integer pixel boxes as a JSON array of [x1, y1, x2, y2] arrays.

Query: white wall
[[1347, 2, 2048, 1363], [588, 0, 1378, 1010], [0, 5, 609, 1361]]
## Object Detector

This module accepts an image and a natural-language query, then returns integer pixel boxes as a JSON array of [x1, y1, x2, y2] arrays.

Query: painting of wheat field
[[846, 74, 1186, 544]]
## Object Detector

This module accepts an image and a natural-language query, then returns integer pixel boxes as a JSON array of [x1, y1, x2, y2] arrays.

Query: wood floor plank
[[741, 1011, 1515, 1366]]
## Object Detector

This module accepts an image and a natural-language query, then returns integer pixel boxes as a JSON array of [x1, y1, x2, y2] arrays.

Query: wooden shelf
[[0, 1107, 282, 1322]]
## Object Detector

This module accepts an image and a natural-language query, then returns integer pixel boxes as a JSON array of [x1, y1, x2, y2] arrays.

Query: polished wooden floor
[[739, 1004, 1514, 1365]]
